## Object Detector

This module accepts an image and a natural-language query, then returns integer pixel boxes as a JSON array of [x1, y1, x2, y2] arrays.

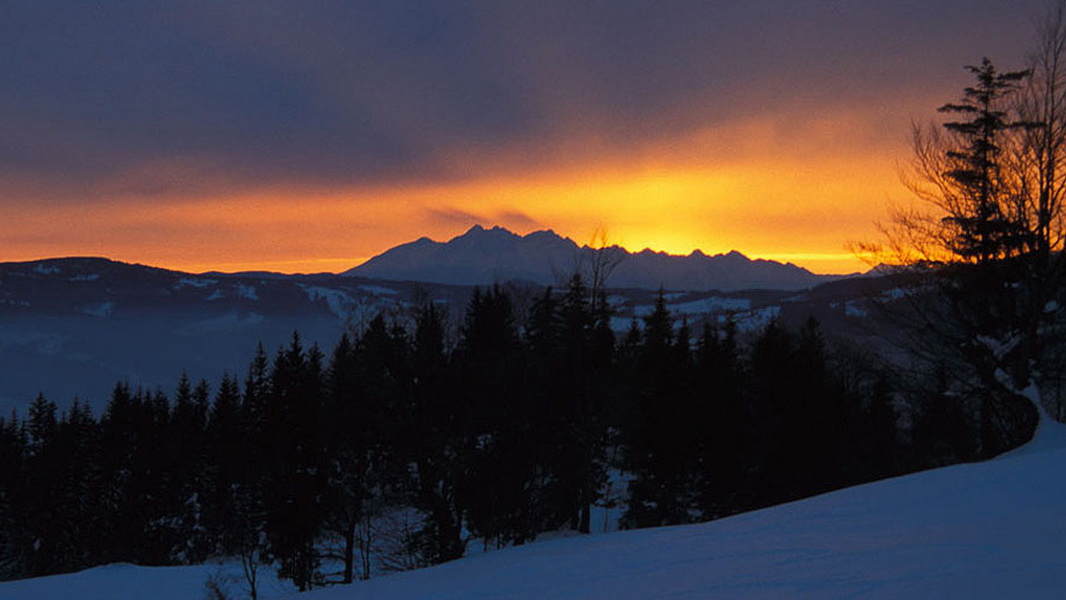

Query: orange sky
[[1, 109, 914, 276], [0, 2, 1041, 277]]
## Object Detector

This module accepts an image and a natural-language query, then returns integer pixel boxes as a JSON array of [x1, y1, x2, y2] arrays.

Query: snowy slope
[[0, 562, 296, 600], [5, 424, 1065, 600]]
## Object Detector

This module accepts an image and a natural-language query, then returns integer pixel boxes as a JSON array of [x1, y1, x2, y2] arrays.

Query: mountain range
[[345, 225, 855, 291], [0, 232, 885, 415]]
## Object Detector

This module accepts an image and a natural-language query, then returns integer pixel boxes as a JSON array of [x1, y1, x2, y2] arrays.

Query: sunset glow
[[2, 140, 904, 275], [0, 1, 1042, 276]]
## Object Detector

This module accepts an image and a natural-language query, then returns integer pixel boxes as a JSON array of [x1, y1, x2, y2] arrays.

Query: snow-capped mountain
[[345, 225, 854, 291]]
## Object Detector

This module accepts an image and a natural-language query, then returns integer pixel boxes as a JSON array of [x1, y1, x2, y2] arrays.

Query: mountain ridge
[[345, 225, 855, 292]]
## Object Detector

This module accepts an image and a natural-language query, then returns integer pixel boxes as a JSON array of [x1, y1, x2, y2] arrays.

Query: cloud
[[1, 0, 1044, 205], [423, 206, 542, 233], [496, 210, 543, 231], [424, 207, 486, 229], [0, 0, 1052, 275]]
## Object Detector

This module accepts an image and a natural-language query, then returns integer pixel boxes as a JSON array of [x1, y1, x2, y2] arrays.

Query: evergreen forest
[[0, 276, 1022, 589]]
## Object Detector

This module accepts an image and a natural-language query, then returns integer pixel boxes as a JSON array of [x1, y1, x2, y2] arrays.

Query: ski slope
[[4, 424, 1065, 599]]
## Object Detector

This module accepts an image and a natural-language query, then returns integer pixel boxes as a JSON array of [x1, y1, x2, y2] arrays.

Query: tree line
[[0, 275, 1000, 589]]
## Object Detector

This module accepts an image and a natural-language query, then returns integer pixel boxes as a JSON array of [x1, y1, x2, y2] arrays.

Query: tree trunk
[[342, 518, 355, 584]]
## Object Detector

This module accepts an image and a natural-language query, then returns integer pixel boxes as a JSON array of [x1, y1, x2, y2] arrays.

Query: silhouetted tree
[[623, 290, 698, 528], [407, 303, 467, 565]]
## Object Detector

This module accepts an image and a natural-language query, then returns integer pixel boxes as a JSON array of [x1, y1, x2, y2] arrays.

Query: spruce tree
[[408, 303, 467, 564], [204, 372, 246, 556], [264, 332, 325, 591]]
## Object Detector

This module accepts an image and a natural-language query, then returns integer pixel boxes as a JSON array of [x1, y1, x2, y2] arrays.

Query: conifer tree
[[264, 332, 325, 591], [407, 303, 466, 564], [455, 286, 538, 547], [204, 372, 246, 556], [0, 412, 28, 578], [320, 332, 365, 583], [623, 291, 697, 528], [693, 321, 745, 518]]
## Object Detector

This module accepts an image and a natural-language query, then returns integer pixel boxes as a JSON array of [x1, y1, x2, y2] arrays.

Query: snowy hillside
[[5, 424, 1065, 600]]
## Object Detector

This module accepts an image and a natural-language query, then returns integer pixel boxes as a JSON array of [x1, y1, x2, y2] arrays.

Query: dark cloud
[[0, 0, 1046, 201], [424, 206, 542, 232], [496, 210, 543, 231], [424, 207, 487, 228]]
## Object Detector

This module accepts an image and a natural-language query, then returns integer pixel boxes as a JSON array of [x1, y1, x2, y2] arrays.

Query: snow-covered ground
[[5, 423, 1066, 599], [0, 561, 296, 600]]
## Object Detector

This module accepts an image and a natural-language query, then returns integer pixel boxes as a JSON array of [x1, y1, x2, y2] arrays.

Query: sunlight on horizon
[[1, 155, 895, 276], [1, 113, 907, 277]]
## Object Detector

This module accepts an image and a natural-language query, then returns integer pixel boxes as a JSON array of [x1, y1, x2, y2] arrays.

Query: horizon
[[0, 1, 1044, 278], [4, 223, 871, 277]]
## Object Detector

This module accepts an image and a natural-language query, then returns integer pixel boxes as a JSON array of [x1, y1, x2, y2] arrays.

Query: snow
[[0, 562, 295, 600], [630, 304, 656, 317], [359, 285, 398, 296], [727, 306, 781, 331], [629, 296, 751, 318], [881, 288, 907, 301], [236, 284, 259, 300], [175, 278, 218, 290], [303, 286, 356, 318], [6, 429, 1066, 599], [998, 384, 1066, 459], [671, 296, 751, 315], [205, 284, 257, 301], [80, 302, 114, 318], [844, 300, 868, 318], [609, 316, 637, 333]]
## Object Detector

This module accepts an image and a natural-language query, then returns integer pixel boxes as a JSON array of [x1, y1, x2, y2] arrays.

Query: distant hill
[[0, 253, 890, 416], [0, 257, 428, 415], [344, 225, 855, 291]]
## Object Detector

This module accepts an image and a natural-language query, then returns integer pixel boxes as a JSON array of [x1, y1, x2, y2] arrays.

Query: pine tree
[[263, 332, 325, 591], [623, 291, 698, 528], [455, 286, 538, 548], [204, 372, 246, 556], [938, 58, 1032, 262], [320, 332, 365, 583], [235, 344, 272, 580], [22, 394, 63, 574], [693, 321, 745, 519], [168, 376, 210, 561], [0, 411, 29, 579], [49, 401, 102, 572], [559, 276, 612, 533], [407, 303, 467, 565], [745, 319, 795, 506]]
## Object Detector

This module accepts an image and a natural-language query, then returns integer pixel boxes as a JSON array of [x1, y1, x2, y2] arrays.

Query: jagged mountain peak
[[345, 225, 848, 291]]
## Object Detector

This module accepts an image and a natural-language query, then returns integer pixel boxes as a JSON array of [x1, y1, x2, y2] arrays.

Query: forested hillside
[[0, 276, 1016, 588]]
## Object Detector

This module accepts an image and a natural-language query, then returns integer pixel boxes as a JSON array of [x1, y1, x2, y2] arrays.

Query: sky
[[0, 1, 1051, 274]]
